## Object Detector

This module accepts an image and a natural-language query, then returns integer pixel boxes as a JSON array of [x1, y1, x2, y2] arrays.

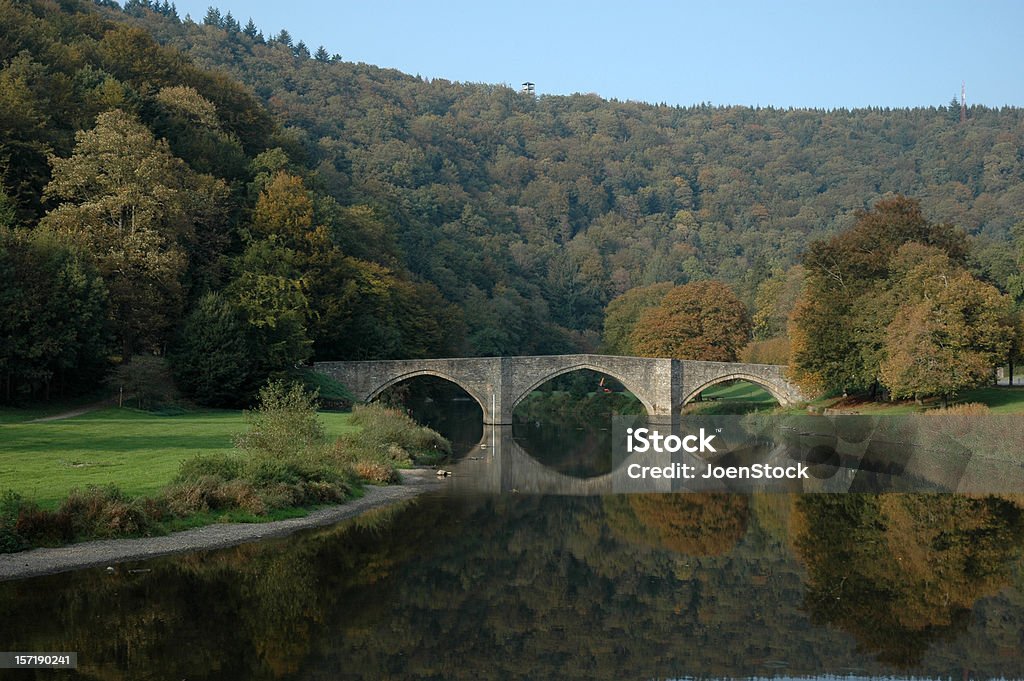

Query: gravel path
[[0, 469, 443, 582]]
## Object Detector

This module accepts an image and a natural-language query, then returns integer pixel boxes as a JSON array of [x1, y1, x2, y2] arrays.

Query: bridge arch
[[510, 362, 655, 416], [681, 372, 790, 407], [365, 370, 488, 417]]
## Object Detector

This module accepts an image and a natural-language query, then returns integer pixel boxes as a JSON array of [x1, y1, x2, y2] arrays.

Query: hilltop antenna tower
[[960, 81, 966, 124]]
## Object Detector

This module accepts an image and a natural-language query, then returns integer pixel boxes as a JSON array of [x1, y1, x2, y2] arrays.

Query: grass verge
[[0, 395, 449, 553], [0, 407, 356, 508]]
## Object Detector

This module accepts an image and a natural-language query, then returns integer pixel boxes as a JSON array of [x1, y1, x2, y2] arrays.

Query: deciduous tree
[[880, 273, 1015, 402], [41, 109, 226, 356], [630, 280, 750, 361], [601, 282, 672, 355]]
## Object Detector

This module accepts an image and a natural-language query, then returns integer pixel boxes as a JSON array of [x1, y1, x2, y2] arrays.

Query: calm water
[[1, 402, 1023, 680]]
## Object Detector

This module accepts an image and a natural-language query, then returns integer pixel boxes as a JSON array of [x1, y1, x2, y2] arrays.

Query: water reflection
[[2, 492, 1022, 680], [2, 399, 1023, 680], [795, 494, 1024, 667]]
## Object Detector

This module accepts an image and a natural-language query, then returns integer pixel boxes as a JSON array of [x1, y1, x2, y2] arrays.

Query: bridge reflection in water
[[448, 417, 1024, 496], [448, 423, 861, 496]]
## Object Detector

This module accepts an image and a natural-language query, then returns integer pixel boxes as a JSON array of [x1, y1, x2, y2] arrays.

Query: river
[[1, 398, 1022, 680]]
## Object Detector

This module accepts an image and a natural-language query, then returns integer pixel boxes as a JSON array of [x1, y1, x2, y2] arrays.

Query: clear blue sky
[[170, 0, 1024, 109]]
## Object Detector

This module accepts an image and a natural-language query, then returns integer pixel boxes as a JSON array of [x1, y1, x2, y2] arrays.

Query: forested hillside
[[2, 0, 1023, 403], [128, 2, 1024, 306]]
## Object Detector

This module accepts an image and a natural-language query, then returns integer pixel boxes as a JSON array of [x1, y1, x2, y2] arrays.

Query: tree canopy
[[629, 281, 751, 361], [2, 0, 1024, 403], [791, 197, 1016, 398]]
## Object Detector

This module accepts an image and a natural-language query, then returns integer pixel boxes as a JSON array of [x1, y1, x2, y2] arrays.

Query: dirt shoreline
[[0, 469, 443, 582]]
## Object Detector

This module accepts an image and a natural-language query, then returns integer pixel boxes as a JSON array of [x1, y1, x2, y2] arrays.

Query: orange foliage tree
[[629, 280, 751, 361]]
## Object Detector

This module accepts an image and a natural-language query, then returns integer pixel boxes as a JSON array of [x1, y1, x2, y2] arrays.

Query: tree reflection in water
[[2, 491, 1023, 680], [793, 494, 1024, 667]]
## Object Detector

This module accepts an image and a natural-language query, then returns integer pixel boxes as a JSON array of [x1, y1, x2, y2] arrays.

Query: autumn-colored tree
[[752, 266, 804, 340], [880, 272, 1015, 403], [600, 282, 673, 355], [629, 280, 751, 361], [791, 196, 971, 395], [740, 336, 790, 365]]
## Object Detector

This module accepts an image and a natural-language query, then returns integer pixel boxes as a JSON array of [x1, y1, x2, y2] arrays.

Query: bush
[[0, 491, 30, 553], [59, 485, 156, 538], [346, 403, 450, 464], [161, 382, 357, 519], [162, 476, 226, 516], [175, 453, 246, 483], [235, 380, 325, 459], [927, 402, 991, 416], [16, 505, 73, 545], [246, 457, 338, 488], [352, 460, 401, 485]]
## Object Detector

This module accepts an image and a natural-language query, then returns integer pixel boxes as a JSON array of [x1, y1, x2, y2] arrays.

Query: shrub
[[162, 476, 225, 516], [926, 402, 991, 416], [247, 457, 328, 487], [0, 491, 29, 553], [235, 380, 325, 459], [353, 460, 400, 484], [16, 505, 73, 545], [175, 453, 246, 483], [216, 479, 267, 515], [59, 485, 156, 538], [346, 403, 450, 464]]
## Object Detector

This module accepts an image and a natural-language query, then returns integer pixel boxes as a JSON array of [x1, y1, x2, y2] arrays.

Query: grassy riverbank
[[695, 381, 1024, 415], [0, 392, 450, 553], [804, 386, 1024, 415], [0, 407, 357, 508]]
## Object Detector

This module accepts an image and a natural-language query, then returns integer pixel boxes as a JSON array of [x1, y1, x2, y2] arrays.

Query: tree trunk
[[1010, 357, 1015, 386]]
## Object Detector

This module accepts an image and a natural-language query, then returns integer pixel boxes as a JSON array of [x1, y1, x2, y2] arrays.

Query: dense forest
[[2, 0, 1023, 404]]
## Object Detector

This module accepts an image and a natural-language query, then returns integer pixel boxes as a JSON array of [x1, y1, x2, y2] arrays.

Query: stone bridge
[[313, 354, 805, 424]]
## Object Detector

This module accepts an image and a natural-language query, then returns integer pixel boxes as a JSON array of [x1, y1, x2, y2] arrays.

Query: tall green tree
[[40, 109, 227, 356], [169, 292, 259, 406], [0, 228, 109, 402]]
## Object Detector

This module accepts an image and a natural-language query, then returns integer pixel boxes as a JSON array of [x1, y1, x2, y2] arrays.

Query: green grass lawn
[[956, 386, 1024, 413], [0, 407, 357, 508], [698, 381, 778, 404]]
